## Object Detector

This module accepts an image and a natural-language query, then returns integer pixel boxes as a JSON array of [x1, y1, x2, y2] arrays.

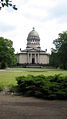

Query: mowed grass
[[0, 68, 67, 88]]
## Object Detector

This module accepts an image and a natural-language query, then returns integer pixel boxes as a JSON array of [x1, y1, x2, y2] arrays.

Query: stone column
[[35, 53, 36, 64], [27, 52, 29, 64], [38, 53, 39, 64], [31, 53, 32, 63], [29, 53, 32, 64]]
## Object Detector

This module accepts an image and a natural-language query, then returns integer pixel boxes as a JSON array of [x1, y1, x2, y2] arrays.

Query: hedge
[[16, 75, 67, 99]]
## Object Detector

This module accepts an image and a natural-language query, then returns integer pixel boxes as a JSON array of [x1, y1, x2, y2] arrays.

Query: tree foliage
[[50, 52, 59, 68], [0, 0, 17, 10], [16, 75, 67, 99], [0, 37, 17, 69], [50, 31, 67, 69]]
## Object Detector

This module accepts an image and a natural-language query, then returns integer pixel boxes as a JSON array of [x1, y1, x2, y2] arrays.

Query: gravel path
[[0, 94, 67, 119]]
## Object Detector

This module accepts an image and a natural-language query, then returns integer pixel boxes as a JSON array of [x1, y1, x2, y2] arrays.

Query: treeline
[[50, 31, 67, 70], [0, 37, 17, 69], [16, 75, 67, 99]]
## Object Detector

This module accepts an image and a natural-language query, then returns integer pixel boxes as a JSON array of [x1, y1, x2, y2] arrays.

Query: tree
[[0, 0, 17, 10], [49, 51, 59, 68], [0, 37, 17, 69], [50, 31, 67, 69]]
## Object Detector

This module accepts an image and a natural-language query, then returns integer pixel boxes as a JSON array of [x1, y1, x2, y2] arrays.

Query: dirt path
[[0, 94, 67, 119]]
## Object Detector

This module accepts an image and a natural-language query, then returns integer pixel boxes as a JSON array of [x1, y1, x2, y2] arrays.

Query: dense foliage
[[16, 75, 67, 99], [0, 37, 17, 68], [50, 31, 67, 69], [0, 0, 17, 10]]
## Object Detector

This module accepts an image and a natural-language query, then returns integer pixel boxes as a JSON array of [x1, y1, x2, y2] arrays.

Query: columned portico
[[27, 52, 40, 64]]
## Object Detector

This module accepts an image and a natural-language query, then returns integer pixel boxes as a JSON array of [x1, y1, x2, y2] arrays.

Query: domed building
[[16, 28, 49, 67]]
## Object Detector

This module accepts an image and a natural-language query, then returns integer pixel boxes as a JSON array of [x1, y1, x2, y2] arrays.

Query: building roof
[[27, 27, 40, 41], [20, 48, 49, 54]]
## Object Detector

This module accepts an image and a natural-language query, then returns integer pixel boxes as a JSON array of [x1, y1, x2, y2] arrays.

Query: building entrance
[[32, 58, 35, 64]]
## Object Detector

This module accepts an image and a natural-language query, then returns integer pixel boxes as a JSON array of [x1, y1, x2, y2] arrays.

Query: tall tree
[[0, 37, 17, 69], [0, 0, 17, 10], [50, 31, 67, 69], [49, 51, 59, 68]]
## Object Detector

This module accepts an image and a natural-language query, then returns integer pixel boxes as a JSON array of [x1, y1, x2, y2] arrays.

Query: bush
[[0, 84, 4, 91], [0, 62, 8, 69], [16, 75, 67, 99]]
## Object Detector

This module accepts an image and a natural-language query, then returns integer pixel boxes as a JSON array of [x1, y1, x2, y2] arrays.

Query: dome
[[27, 27, 40, 41]]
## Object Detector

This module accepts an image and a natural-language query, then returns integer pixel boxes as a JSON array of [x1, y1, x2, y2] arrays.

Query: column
[[27, 52, 29, 64], [29, 53, 31, 63], [31, 53, 32, 64], [35, 53, 36, 64], [38, 53, 39, 64]]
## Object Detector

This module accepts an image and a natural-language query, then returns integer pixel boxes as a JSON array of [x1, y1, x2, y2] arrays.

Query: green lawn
[[0, 68, 67, 88]]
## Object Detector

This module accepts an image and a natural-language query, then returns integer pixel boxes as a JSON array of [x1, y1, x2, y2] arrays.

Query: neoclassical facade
[[16, 28, 49, 67]]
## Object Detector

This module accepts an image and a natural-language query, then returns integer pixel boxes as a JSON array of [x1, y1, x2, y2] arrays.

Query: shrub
[[16, 75, 67, 99], [0, 84, 4, 91]]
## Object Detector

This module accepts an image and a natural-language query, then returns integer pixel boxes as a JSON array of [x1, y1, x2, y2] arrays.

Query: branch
[[0, 0, 17, 10]]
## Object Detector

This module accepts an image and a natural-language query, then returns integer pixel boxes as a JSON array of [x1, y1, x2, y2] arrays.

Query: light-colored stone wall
[[17, 52, 49, 65], [18, 54, 27, 64], [39, 54, 49, 64]]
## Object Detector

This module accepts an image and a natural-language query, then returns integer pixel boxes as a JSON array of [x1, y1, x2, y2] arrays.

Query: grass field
[[0, 68, 67, 88]]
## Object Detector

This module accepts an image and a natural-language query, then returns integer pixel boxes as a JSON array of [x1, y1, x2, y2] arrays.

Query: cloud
[[0, 0, 67, 53], [46, 0, 67, 23], [0, 22, 16, 32], [21, 0, 67, 24]]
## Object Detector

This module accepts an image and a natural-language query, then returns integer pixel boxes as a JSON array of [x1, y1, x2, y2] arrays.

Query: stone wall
[[39, 54, 49, 64], [17, 53, 49, 65], [18, 54, 27, 64]]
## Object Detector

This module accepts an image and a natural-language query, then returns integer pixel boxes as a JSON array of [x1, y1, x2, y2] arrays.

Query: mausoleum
[[16, 28, 49, 67]]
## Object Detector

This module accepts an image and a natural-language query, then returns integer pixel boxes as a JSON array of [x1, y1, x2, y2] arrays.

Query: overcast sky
[[0, 0, 67, 53]]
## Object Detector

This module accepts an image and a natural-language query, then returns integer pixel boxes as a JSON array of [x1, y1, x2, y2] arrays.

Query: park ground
[[0, 93, 67, 119], [0, 68, 67, 119], [0, 67, 67, 88]]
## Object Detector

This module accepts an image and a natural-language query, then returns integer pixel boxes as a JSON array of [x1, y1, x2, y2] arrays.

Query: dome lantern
[[32, 27, 35, 31]]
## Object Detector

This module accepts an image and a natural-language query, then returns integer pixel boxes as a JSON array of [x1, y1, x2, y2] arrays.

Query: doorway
[[32, 58, 35, 64]]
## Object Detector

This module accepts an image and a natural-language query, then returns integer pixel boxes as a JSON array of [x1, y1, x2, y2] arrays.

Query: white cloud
[[0, 0, 67, 53]]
